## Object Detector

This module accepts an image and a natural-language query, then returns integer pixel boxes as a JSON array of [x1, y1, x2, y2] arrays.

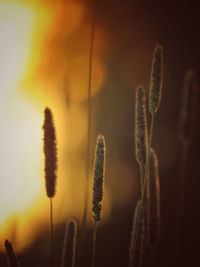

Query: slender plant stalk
[[132, 113, 155, 258], [50, 198, 53, 267], [82, 18, 96, 229], [139, 164, 144, 194], [91, 222, 98, 267], [5, 240, 21, 267]]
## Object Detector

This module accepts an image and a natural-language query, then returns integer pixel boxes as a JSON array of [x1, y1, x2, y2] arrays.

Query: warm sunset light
[[0, 0, 198, 266], [0, 0, 110, 252], [0, 0, 53, 250]]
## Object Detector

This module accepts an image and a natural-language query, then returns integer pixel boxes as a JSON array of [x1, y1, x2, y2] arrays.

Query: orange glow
[[67, 55, 105, 102], [0, 0, 110, 252]]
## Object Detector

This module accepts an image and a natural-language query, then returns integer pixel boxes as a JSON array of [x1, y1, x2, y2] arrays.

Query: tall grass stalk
[[82, 18, 96, 230], [147, 148, 160, 267], [61, 219, 77, 267], [91, 135, 105, 267], [5, 240, 21, 267], [132, 44, 163, 259], [43, 107, 58, 267]]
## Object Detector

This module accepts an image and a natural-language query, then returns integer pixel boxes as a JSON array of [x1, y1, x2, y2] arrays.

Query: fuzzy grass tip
[[149, 44, 163, 115], [5, 240, 21, 267], [92, 135, 106, 222], [135, 85, 148, 166], [61, 219, 77, 267], [43, 107, 57, 198]]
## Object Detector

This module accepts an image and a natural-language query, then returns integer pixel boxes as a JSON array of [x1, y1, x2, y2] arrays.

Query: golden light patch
[[67, 55, 105, 102]]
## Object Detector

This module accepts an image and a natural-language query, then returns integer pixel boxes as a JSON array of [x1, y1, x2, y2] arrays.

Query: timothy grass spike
[[5, 240, 21, 267], [61, 219, 77, 267], [43, 107, 57, 198], [91, 135, 106, 267], [135, 85, 148, 166], [43, 107, 57, 267], [149, 44, 163, 115], [92, 135, 106, 222]]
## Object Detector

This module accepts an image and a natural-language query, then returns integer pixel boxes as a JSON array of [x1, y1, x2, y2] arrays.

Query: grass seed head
[[5, 240, 21, 267], [92, 135, 106, 222], [135, 85, 148, 165], [43, 107, 57, 198], [149, 44, 163, 115], [61, 219, 77, 267]]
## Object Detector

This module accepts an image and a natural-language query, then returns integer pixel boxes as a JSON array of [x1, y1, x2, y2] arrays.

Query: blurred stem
[[50, 198, 53, 267], [82, 18, 96, 230], [132, 114, 155, 261], [150, 246, 156, 267], [175, 140, 189, 247], [139, 164, 144, 197], [91, 222, 98, 267]]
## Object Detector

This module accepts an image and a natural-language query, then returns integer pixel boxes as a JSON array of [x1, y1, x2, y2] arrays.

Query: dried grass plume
[[5, 240, 21, 267], [92, 135, 106, 222], [43, 107, 57, 198], [149, 44, 163, 115], [135, 85, 148, 166], [61, 219, 77, 267]]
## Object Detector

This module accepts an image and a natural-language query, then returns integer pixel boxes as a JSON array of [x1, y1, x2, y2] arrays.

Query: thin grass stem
[[82, 18, 96, 230], [139, 164, 143, 196], [91, 222, 98, 267], [50, 198, 53, 267]]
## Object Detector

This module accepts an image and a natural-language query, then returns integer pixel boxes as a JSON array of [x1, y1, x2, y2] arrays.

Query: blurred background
[[0, 0, 200, 266]]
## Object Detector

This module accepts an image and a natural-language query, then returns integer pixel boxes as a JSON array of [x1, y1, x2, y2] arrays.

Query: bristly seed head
[[135, 85, 148, 166], [92, 135, 106, 222], [43, 107, 57, 198], [5, 240, 21, 267], [61, 218, 77, 267], [149, 44, 163, 114]]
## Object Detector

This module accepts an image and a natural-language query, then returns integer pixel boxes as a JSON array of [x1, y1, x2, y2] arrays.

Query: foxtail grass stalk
[[5, 240, 21, 267], [91, 135, 105, 267], [82, 18, 96, 230], [132, 44, 163, 259], [43, 107, 58, 267], [61, 219, 77, 267], [135, 85, 148, 192]]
